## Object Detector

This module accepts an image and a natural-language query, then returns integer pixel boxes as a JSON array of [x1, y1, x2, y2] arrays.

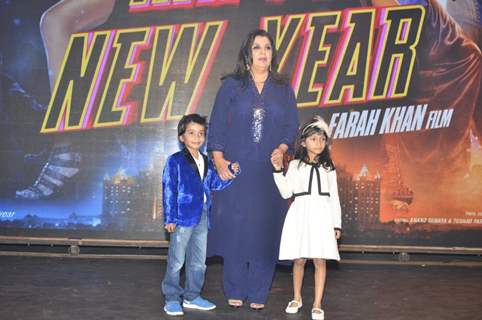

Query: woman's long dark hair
[[294, 120, 335, 171], [222, 29, 288, 86]]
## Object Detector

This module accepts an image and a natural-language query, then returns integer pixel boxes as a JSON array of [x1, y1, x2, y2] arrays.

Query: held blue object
[[228, 162, 241, 176]]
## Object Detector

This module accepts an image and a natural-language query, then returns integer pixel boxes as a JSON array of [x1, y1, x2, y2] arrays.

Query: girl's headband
[[301, 116, 331, 137]]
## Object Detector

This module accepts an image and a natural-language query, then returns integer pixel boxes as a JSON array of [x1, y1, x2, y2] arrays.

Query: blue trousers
[[223, 256, 276, 304], [161, 210, 208, 302]]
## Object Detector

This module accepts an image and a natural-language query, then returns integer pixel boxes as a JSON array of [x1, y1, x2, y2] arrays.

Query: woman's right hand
[[212, 151, 235, 180]]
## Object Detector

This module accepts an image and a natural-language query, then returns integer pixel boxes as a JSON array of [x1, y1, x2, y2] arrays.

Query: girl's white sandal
[[311, 307, 324, 320], [285, 300, 302, 314]]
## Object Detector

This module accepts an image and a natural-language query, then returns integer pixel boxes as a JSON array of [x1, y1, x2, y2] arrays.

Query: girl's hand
[[270, 154, 282, 171], [165, 223, 176, 233], [335, 229, 342, 240], [270, 144, 287, 168], [212, 151, 235, 180]]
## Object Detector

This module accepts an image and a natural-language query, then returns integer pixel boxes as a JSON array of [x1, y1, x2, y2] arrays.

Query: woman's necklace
[[250, 71, 268, 95], [250, 70, 268, 84]]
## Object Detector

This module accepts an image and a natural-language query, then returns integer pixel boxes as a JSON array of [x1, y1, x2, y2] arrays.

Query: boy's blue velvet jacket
[[162, 148, 232, 228]]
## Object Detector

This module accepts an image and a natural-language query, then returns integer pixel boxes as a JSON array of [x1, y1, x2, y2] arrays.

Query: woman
[[207, 29, 299, 310]]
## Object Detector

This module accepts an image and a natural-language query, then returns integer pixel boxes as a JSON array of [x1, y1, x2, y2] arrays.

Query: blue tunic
[[207, 75, 299, 263]]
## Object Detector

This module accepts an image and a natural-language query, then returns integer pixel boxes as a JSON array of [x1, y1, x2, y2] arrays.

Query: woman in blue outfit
[[207, 29, 299, 310]]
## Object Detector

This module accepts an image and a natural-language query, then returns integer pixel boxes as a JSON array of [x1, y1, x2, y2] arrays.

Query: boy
[[161, 113, 238, 316]]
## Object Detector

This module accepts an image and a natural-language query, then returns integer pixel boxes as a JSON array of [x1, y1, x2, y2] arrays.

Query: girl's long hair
[[221, 29, 288, 86], [294, 120, 335, 171]]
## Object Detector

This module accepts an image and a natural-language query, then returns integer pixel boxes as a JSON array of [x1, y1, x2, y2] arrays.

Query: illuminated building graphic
[[102, 168, 161, 231], [338, 165, 381, 231]]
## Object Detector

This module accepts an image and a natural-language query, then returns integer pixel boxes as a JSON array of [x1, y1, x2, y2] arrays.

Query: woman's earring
[[246, 63, 250, 71], [269, 64, 272, 72]]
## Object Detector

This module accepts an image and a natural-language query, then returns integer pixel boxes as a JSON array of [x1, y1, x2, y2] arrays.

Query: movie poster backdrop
[[0, 0, 481, 246]]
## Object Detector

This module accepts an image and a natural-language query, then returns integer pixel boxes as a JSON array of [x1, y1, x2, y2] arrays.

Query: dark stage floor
[[1, 255, 481, 320]]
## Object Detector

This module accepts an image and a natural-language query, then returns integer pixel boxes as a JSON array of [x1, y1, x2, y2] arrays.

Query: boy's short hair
[[177, 113, 207, 137]]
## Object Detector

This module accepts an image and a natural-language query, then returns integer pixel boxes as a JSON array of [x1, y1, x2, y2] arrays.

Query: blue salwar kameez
[[207, 75, 299, 304]]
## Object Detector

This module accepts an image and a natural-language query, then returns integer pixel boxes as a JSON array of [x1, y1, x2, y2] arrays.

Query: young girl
[[271, 116, 342, 320]]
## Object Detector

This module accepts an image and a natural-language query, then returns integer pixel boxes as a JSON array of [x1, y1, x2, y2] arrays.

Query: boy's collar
[[182, 148, 207, 179], [182, 147, 206, 159]]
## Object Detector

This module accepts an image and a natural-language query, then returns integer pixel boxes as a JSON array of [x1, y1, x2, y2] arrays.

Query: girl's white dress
[[273, 159, 341, 261]]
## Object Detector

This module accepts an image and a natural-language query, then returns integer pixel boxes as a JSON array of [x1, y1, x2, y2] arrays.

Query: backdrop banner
[[0, 0, 481, 246]]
